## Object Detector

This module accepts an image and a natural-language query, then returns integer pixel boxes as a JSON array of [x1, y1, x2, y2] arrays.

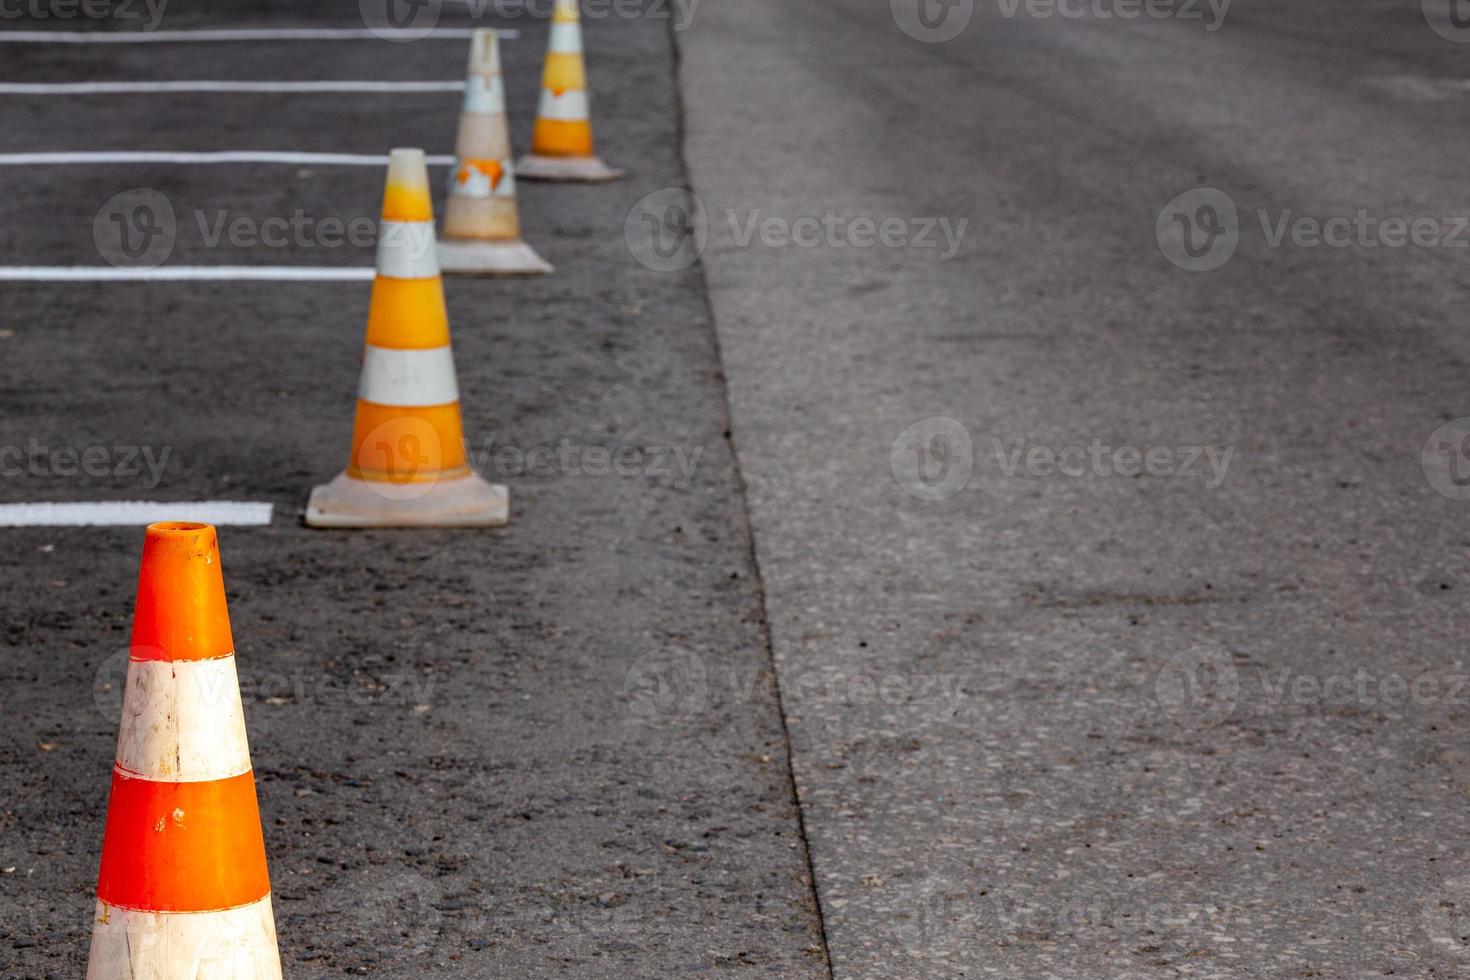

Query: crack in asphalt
[[666, 14, 837, 980]]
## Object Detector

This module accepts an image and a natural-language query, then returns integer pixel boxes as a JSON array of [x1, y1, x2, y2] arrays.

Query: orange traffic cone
[[439, 30, 553, 276], [306, 148, 509, 528], [87, 522, 283, 979], [517, 0, 624, 183]]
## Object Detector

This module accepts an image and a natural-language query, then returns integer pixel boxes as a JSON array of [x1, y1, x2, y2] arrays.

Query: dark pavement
[[8, 0, 1470, 977], [0, 2, 826, 977], [682, 0, 1470, 976]]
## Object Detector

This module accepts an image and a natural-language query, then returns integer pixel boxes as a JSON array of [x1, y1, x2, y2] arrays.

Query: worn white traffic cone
[[439, 30, 553, 276]]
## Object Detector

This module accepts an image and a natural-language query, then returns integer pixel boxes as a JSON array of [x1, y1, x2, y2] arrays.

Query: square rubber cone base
[[305, 471, 509, 529], [515, 154, 625, 183], [439, 238, 554, 277]]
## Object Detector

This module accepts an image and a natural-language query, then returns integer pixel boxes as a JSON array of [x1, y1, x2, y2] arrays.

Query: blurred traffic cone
[[307, 148, 509, 528], [87, 522, 283, 980], [517, 0, 623, 183], [440, 30, 553, 276]]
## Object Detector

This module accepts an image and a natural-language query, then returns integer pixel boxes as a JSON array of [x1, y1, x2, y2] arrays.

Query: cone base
[[305, 471, 509, 529], [87, 895, 283, 980], [515, 154, 624, 183], [439, 237, 554, 277]]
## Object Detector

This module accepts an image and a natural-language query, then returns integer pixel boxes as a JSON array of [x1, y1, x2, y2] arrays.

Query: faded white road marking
[[0, 81, 465, 95], [1368, 75, 1470, 102], [0, 267, 376, 282], [0, 28, 517, 43], [0, 502, 274, 527], [0, 152, 455, 166]]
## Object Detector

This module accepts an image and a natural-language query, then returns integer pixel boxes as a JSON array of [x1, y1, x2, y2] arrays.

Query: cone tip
[[133, 521, 233, 662], [148, 520, 213, 534], [383, 149, 434, 222], [387, 148, 428, 183], [143, 521, 218, 552], [469, 28, 501, 72]]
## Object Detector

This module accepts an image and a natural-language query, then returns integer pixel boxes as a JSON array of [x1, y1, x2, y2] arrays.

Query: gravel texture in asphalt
[[680, 0, 1470, 976], [0, 2, 826, 977]]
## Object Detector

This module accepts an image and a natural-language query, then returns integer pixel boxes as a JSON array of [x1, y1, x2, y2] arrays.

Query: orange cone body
[[307, 148, 509, 528], [440, 30, 553, 276], [87, 522, 283, 980], [517, 0, 624, 183]]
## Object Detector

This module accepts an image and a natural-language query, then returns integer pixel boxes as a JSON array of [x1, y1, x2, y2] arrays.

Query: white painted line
[[0, 28, 517, 43], [0, 267, 376, 282], [0, 80, 466, 95], [0, 151, 456, 167], [0, 502, 274, 527]]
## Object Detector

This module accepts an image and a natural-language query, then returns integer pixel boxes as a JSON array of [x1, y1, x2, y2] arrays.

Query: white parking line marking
[[0, 28, 518, 43], [0, 152, 456, 166], [0, 81, 466, 95], [0, 502, 274, 527], [0, 267, 376, 282]]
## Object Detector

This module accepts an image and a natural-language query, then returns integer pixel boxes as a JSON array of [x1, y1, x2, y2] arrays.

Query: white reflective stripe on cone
[[548, 21, 582, 54], [452, 158, 517, 199], [537, 88, 589, 121], [376, 221, 440, 279], [462, 74, 505, 115], [87, 895, 283, 980], [359, 345, 460, 407], [114, 657, 253, 782]]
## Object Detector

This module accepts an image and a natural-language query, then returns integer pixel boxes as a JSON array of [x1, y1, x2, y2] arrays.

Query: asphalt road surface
[[6, 0, 1470, 978], [0, 3, 823, 977], [682, 0, 1470, 976]]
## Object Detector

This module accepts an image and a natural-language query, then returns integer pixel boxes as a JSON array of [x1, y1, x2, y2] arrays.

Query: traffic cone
[[439, 30, 553, 276], [517, 0, 624, 183], [306, 148, 509, 528], [87, 522, 283, 980]]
